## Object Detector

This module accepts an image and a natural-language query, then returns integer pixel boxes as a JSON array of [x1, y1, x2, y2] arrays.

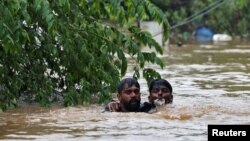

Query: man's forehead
[[152, 85, 168, 88], [123, 84, 138, 89]]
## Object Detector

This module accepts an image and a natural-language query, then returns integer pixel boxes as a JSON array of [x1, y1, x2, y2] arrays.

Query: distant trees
[[152, 0, 250, 39]]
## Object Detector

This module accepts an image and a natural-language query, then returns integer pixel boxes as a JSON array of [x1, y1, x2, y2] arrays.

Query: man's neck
[[120, 104, 129, 112]]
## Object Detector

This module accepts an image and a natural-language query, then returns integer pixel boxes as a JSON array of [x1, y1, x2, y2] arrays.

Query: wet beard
[[147, 99, 165, 114], [154, 99, 165, 107], [122, 100, 140, 112]]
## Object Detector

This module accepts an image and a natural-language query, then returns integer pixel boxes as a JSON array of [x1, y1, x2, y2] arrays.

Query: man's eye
[[152, 88, 159, 93], [134, 89, 140, 94], [151, 88, 169, 93], [124, 89, 140, 94], [124, 90, 132, 94], [162, 88, 170, 93]]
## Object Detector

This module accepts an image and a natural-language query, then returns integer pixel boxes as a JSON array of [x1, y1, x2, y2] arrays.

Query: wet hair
[[149, 79, 172, 94], [117, 78, 140, 94]]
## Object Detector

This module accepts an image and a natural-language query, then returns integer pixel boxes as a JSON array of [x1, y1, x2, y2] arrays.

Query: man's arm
[[104, 100, 120, 112]]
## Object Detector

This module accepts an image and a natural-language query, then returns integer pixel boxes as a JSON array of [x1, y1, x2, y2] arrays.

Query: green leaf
[[155, 57, 164, 68], [143, 68, 161, 87], [121, 56, 127, 77]]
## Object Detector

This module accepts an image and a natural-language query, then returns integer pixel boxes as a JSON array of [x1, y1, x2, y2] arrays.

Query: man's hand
[[105, 101, 120, 112]]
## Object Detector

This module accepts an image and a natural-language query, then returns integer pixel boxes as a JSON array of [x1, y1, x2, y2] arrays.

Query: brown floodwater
[[0, 40, 250, 141]]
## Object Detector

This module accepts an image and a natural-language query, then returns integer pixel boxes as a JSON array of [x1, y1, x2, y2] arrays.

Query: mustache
[[129, 97, 140, 102], [129, 99, 140, 104]]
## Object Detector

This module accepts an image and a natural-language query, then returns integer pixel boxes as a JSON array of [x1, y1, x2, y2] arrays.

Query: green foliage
[[0, 0, 169, 110], [143, 68, 161, 88]]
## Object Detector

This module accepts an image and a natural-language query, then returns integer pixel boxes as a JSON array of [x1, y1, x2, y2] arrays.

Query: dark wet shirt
[[103, 101, 156, 113], [139, 102, 156, 113]]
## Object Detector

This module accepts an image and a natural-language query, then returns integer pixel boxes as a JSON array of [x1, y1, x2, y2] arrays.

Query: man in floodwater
[[105, 78, 173, 113], [140, 78, 173, 113], [105, 77, 141, 112]]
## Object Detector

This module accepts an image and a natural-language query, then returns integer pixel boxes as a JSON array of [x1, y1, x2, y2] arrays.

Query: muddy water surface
[[0, 41, 250, 141]]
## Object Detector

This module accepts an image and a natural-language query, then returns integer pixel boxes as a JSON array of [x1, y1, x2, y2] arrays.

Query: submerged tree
[[0, 0, 169, 111]]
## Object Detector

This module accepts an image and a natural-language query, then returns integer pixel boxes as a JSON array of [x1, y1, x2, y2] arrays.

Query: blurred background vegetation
[[151, 0, 250, 43]]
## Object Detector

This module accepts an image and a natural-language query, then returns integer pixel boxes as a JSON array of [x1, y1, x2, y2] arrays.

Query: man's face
[[118, 84, 141, 112], [149, 85, 172, 105]]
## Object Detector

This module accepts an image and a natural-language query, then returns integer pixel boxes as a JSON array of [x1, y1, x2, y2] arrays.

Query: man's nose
[[158, 90, 163, 96], [130, 91, 137, 97]]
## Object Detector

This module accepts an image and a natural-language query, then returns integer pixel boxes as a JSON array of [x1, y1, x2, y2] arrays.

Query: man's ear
[[117, 94, 121, 101], [148, 95, 153, 102]]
